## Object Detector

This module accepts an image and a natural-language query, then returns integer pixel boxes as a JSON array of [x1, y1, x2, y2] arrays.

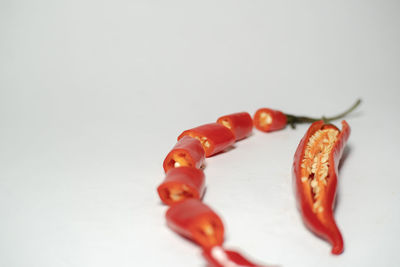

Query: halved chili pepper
[[166, 198, 224, 249], [163, 136, 205, 173], [203, 246, 268, 267], [217, 112, 253, 141], [157, 167, 206, 206], [293, 120, 350, 254], [178, 123, 235, 157], [254, 99, 361, 132]]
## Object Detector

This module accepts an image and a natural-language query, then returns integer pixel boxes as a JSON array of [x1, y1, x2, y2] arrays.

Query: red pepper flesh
[[178, 123, 235, 157], [157, 167, 206, 206], [293, 120, 350, 254], [163, 136, 205, 173], [253, 108, 287, 132], [217, 112, 253, 141], [203, 246, 268, 267], [166, 199, 224, 249]]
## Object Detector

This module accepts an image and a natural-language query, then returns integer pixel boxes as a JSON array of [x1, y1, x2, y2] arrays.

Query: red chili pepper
[[178, 123, 235, 157], [217, 112, 253, 141], [253, 99, 361, 132], [253, 108, 287, 132], [157, 167, 206, 206], [203, 246, 268, 267], [165, 199, 224, 249], [163, 136, 205, 173], [293, 120, 350, 254]]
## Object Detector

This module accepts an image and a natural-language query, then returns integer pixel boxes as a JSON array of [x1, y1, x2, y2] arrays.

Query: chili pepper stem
[[285, 99, 361, 127]]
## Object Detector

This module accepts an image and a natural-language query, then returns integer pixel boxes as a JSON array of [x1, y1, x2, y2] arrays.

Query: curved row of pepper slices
[[157, 106, 352, 266]]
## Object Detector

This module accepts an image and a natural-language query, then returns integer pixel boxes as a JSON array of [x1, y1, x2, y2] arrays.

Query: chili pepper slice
[[203, 246, 268, 267], [217, 112, 253, 141], [165, 199, 224, 249], [157, 167, 206, 206], [293, 120, 350, 254], [253, 108, 287, 132], [163, 136, 205, 173], [178, 123, 235, 157]]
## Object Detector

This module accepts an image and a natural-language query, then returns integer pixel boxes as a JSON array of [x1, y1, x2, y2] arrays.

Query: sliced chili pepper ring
[[163, 136, 205, 173], [157, 167, 205, 206], [178, 123, 235, 157], [166, 199, 224, 248], [217, 112, 253, 141]]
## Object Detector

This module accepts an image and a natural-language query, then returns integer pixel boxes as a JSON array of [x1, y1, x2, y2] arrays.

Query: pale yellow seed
[[318, 173, 327, 182], [312, 162, 317, 169], [174, 162, 181, 168], [314, 186, 320, 195], [310, 180, 318, 188], [313, 201, 321, 212], [319, 168, 328, 178], [204, 140, 210, 148]]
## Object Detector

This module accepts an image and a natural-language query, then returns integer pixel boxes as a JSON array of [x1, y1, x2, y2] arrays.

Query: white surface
[[1, 1, 400, 266]]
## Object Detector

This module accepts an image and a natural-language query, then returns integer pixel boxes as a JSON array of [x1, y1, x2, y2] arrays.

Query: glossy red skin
[[178, 123, 235, 157], [253, 108, 287, 132], [293, 120, 350, 254], [203, 246, 266, 267], [163, 136, 205, 173], [217, 112, 253, 141], [157, 167, 206, 206], [166, 199, 224, 248]]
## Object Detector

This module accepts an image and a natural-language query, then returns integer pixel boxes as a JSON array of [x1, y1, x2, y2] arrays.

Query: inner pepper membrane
[[162, 184, 193, 202], [192, 217, 223, 248], [300, 128, 339, 213], [189, 135, 210, 150], [219, 119, 232, 130], [166, 152, 191, 169]]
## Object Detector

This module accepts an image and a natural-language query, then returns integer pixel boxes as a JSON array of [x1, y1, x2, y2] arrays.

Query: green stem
[[285, 99, 361, 128]]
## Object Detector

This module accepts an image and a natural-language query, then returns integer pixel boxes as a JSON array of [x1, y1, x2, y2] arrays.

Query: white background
[[1, 1, 400, 266]]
